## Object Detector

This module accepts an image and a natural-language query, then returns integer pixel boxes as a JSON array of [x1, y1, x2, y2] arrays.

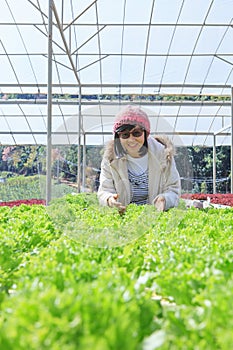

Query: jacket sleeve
[[153, 157, 181, 210], [97, 157, 117, 206]]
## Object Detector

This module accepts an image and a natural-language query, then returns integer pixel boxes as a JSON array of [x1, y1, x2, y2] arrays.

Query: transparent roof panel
[[0, 116, 11, 131], [26, 117, 47, 132], [14, 134, 36, 144], [169, 27, 201, 54], [0, 0, 39, 22], [152, 0, 184, 23], [5, 116, 31, 132], [178, 0, 213, 23], [0, 0, 233, 146], [207, 0, 233, 23]]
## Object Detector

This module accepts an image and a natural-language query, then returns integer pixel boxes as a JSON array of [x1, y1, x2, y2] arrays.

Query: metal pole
[[231, 86, 233, 193], [77, 85, 82, 192], [82, 133, 86, 191], [46, 0, 53, 205], [213, 135, 216, 194]]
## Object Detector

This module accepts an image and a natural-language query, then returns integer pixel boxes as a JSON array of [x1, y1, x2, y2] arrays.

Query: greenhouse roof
[[0, 0, 233, 147]]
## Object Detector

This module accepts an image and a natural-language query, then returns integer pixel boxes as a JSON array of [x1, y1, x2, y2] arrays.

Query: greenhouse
[[0, 0, 233, 200], [1, 1, 233, 349]]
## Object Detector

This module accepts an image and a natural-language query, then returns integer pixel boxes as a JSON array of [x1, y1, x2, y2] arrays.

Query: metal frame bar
[[231, 86, 233, 193], [213, 135, 216, 194], [0, 83, 232, 89], [0, 131, 230, 136], [0, 100, 231, 106], [46, 0, 53, 205], [1, 22, 233, 28]]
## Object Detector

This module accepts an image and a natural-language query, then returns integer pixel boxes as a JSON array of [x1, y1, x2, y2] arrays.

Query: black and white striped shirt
[[127, 154, 149, 205]]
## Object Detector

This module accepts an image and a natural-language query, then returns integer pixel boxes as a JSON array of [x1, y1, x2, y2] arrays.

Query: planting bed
[[0, 193, 233, 349]]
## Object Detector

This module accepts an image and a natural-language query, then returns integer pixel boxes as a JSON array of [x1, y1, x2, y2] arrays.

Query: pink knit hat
[[113, 105, 150, 134]]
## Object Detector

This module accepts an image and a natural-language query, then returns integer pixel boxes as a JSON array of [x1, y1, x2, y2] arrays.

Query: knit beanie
[[113, 105, 150, 134]]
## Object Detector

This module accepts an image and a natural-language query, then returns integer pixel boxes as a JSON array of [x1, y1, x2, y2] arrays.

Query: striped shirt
[[128, 169, 149, 205], [127, 154, 149, 205]]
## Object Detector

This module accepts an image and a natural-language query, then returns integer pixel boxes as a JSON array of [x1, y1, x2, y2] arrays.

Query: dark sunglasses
[[118, 128, 144, 139]]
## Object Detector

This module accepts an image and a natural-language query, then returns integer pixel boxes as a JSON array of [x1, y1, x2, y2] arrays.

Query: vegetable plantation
[[0, 175, 74, 202], [0, 193, 233, 349]]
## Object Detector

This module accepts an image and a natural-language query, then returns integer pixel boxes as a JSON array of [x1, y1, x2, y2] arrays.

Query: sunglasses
[[118, 128, 144, 139]]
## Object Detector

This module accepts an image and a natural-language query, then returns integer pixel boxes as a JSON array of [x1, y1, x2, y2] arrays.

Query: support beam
[[0, 83, 232, 89], [52, 1, 82, 191], [52, 2, 81, 85], [46, 0, 53, 205], [82, 134, 86, 191], [213, 135, 216, 194], [77, 85, 82, 192], [231, 86, 233, 193], [0, 100, 231, 107]]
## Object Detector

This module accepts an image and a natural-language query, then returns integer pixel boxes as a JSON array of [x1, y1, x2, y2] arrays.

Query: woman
[[98, 105, 181, 213]]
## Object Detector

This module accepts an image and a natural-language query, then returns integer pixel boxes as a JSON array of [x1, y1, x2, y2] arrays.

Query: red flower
[[181, 193, 233, 207], [0, 199, 46, 207]]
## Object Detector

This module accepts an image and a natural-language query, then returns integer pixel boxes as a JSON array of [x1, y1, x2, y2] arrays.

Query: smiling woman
[[117, 126, 145, 158], [97, 105, 181, 213]]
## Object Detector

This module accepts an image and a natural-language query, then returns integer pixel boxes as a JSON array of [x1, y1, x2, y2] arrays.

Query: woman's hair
[[114, 124, 148, 158]]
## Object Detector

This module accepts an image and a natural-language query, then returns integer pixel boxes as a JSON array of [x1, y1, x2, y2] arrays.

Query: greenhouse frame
[[0, 0, 233, 202]]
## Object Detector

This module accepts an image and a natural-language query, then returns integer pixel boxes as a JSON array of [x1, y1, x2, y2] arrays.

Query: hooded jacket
[[98, 135, 181, 210]]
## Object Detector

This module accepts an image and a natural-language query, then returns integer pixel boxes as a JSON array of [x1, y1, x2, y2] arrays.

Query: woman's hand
[[154, 196, 166, 212], [107, 194, 126, 214]]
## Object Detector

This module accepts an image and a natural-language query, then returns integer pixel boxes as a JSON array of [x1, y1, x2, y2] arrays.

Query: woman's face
[[118, 125, 145, 158]]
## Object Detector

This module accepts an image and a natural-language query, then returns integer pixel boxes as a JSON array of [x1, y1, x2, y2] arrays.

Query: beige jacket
[[98, 135, 181, 210]]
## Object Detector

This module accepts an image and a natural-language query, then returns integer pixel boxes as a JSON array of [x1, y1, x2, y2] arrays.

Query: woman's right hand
[[107, 194, 126, 214], [154, 196, 166, 211]]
